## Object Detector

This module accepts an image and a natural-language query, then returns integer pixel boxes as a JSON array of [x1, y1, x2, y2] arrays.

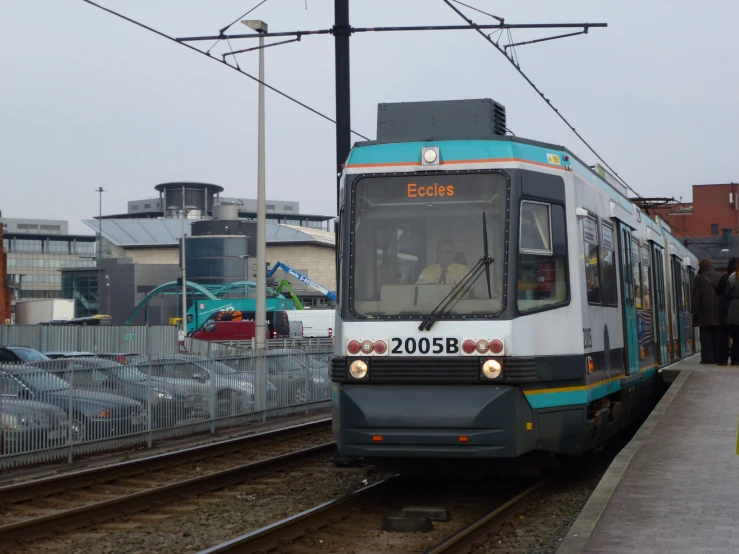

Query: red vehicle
[[190, 320, 269, 341]]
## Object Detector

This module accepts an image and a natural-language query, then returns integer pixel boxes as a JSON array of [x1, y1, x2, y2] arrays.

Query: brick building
[[647, 183, 739, 270], [0, 223, 10, 324]]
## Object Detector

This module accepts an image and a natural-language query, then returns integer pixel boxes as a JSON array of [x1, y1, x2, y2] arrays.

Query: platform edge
[[555, 364, 693, 554]]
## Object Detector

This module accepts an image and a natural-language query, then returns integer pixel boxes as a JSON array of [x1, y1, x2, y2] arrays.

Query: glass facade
[[61, 272, 99, 318], [4, 234, 97, 319], [185, 236, 248, 286]]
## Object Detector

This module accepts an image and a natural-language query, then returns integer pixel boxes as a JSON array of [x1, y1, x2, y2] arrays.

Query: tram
[[330, 98, 698, 461]]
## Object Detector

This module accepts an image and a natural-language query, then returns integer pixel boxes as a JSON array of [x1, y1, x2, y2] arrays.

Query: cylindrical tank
[[184, 235, 251, 286], [212, 202, 240, 220], [156, 182, 224, 218]]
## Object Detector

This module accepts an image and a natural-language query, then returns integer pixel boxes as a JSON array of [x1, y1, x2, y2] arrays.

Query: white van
[[290, 309, 335, 338]]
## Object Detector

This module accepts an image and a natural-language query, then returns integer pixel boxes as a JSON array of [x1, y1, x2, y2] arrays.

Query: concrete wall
[[267, 245, 336, 292], [110, 246, 179, 265], [100, 258, 179, 325]]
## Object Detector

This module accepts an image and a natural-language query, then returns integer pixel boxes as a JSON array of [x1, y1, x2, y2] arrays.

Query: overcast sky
[[1, 1, 737, 235]]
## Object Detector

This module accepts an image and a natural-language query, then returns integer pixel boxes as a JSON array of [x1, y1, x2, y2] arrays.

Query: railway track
[[199, 473, 549, 554], [0, 418, 333, 550]]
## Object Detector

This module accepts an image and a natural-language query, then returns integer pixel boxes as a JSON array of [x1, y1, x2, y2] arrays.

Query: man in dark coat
[[715, 258, 738, 365], [691, 258, 721, 364]]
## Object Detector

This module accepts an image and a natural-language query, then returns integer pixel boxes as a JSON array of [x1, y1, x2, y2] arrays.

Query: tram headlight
[[349, 359, 369, 380], [481, 359, 502, 380]]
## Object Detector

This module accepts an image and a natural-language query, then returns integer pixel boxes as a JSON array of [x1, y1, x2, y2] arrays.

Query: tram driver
[[417, 239, 475, 295]]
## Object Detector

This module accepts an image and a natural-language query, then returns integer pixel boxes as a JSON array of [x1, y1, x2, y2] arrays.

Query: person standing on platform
[[716, 258, 738, 366], [691, 258, 721, 364], [724, 262, 739, 365]]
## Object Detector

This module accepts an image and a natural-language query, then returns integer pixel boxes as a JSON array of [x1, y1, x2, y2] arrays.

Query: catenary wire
[[208, 0, 270, 54], [442, 0, 643, 199], [450, 0, 504, 23], [220, 0, 270, 35], [79, 0, 371, 141]]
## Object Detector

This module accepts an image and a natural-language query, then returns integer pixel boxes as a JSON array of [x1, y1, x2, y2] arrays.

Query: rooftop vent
[[376, 98, 506, 141]]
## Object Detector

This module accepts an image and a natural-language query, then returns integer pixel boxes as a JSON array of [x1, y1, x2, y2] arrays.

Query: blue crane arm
[[267, 262, 337, 302]]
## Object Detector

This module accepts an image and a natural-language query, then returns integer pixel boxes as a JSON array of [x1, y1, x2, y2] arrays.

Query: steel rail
[[425, 476, 551, 553], [197, 478, 397, 553], [0, 417, 330, 504], [198, 475, 548, 554], [0, 440, 335, 549]]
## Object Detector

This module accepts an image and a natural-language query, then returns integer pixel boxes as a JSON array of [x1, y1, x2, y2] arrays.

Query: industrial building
[[646, 183, 739, 269], [109, 182, 329, 230], [0, 218, 98, 321], [62, 182, 336, 324]]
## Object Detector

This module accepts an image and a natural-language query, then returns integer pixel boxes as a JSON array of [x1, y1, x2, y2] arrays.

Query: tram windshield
[[350, 172, 508, 318]]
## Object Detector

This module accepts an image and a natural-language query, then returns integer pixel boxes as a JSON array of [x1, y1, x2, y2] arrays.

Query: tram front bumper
[[334, 384, 535, 459]]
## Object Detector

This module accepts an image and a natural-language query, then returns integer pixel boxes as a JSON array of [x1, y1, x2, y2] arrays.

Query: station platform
[[559, 355, 739, 554]]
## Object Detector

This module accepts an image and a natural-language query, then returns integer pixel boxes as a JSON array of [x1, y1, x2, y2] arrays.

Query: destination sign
[[407, 183, 455, 198], [355, 173, 506, 206]]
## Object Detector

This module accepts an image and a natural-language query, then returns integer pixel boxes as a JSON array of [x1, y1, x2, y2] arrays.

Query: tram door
[[618, 224, 640, 375], [651, 245, 669, 365]]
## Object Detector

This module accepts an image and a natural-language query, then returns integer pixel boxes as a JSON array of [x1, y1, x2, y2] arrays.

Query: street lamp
[[168, 204, 197, 337], [241, 18, 268, 354], [239, 255, 250, 299]]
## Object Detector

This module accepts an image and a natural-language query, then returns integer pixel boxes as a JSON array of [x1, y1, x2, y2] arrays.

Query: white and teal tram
[[330, 99, 698, 461]]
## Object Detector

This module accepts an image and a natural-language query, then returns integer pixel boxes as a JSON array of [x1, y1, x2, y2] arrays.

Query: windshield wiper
[[482, 212, 492, 299], [418, 212, 494, 331]]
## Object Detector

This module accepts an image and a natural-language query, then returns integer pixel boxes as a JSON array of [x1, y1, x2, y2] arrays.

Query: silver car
[[135, 355, 277, 418], [1, 397, 68, 454]]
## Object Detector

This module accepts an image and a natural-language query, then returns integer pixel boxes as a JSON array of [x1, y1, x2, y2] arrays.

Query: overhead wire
[[219, 0, 270, 35], [442, 0, 643, 199], [449, 2, 710, 259], [79, 0, 371, 141]]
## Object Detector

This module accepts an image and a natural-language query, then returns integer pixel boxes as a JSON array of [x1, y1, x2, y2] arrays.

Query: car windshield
[[16, 372, 69, 392], [350, 172, 508, 318], [8, 348, 50, 362]]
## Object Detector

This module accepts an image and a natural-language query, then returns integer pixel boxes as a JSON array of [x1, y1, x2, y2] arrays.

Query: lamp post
[[169, 205, 197, 337], [242, 19, 268, 420], [240, 255, 250, 300], [241, 19, 267, 350]]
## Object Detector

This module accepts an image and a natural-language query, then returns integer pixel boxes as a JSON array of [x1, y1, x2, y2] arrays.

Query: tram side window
[[601, 222, 618, 307], [583, 216, 601, 305], [632, 239, 643, 309], [641, 246, 652, 310], [517, 201, 568, 313]]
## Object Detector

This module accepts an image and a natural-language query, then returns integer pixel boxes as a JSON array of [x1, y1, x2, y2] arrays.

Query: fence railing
[[0, 345, 333, 469], [0, 325, 334, 358]]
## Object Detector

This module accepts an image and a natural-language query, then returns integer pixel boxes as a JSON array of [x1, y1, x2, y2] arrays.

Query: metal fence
[[0, 344, 333, 469], [0, 325, 333, 357]]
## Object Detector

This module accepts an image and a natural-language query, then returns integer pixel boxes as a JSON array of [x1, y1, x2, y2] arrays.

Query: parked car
[[96, 353, 143, 365], [0, 366, 147, 442], [222, 348, 330, 406], [43, 351, 97, 359], [0, 347, 51, 363], [33, 357, 204, 427], [1, 397, 68, 454], [135, 355, 277, 417]]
